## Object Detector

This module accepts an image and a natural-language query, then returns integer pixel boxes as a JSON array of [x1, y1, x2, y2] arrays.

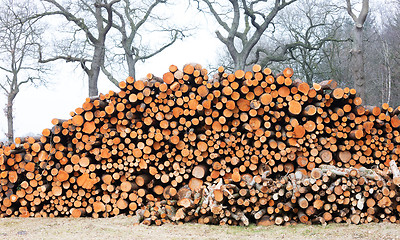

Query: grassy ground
[[1, 216, 400, 240]]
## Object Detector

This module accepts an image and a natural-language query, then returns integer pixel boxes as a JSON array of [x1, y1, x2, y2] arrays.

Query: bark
[[382, 40, 391, 104], [88, 42, 106, 97], [5, 83, 19, 142], [126, 54, 136, 79], [6, 95, 14, 142], [234, 58, 246, 71], [88, 1, 110, 96], [347, 0, 369, 103], [88, 69, 99, 97], [351, 26, 365, 102]]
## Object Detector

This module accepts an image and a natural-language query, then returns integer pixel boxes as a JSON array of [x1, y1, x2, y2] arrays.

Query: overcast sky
[[0, 1, 222, 142]]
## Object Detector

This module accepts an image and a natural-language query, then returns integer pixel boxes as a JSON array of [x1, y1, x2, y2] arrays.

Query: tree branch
[[42, 0, 98, 43], [244, 0, 298, 59], [38, 54, 91, 64], [136, 30, 182, 61], [0, 82, 9, 94], [241, 0, 261, 30], [228, 0, 241, 41], [0, 65, 13, 73], [17, 77, 34, 87], [346, 0, 358, 23], [101, 65, 119, 86], [358, 0, 369, 26], [35, 42, 91, 64], [252, 37, 350, 68], [96, 0, 121, 35], [346, 0, 369, 28], [198, 0, 231, 33], [135, 0, 162, 31]]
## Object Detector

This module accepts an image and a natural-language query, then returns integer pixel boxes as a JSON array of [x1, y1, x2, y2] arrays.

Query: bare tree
[[0, 0, 46, 142], [377, 2, 400, 106], [38, 0, 121, 97], [250, 0, 349, 84], [381, 39, 391, 104], [346, 0, 369, 102], [196, 0, 297, 70], [101, 0, 185, 82]]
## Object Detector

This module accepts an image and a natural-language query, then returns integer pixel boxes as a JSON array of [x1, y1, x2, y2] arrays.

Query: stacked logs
[[1, 63, 400, 226]]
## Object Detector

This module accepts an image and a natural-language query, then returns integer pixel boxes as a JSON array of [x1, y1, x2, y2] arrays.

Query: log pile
[[1, 63, 400, 226]]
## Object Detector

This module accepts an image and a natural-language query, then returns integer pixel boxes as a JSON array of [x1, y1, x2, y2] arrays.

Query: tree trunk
[[382, 40, 391, 105], [351, 26, 365, 103], [6, 95, 14, 142], [87, 0, 116, 97], [88, 43, 105, 97], [126, 52, 136, 80], [88, 69, 99, 97], [233, 55, 246, 71], [347, 0, 368, 104]]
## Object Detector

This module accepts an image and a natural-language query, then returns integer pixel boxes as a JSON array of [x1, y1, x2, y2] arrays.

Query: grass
[[1, 216, 400, 240]]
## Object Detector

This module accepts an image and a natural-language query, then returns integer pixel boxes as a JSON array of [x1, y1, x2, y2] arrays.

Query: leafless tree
[[38, 0, 121, 97], [346, 0, 369, 103], [101, 0, 185, 82], [377, 1, 400, 106], [0, 0, 46, 142], [250, 0, 349, 84], [195, 0, 298, 70], [381, 39, 391, 104]]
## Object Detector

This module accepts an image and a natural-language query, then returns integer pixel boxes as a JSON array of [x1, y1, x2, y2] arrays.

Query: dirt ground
[[1, 216, 400, 240]]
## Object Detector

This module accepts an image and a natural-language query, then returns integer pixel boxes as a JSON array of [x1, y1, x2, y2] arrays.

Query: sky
[[0, 0, 222, 142]]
